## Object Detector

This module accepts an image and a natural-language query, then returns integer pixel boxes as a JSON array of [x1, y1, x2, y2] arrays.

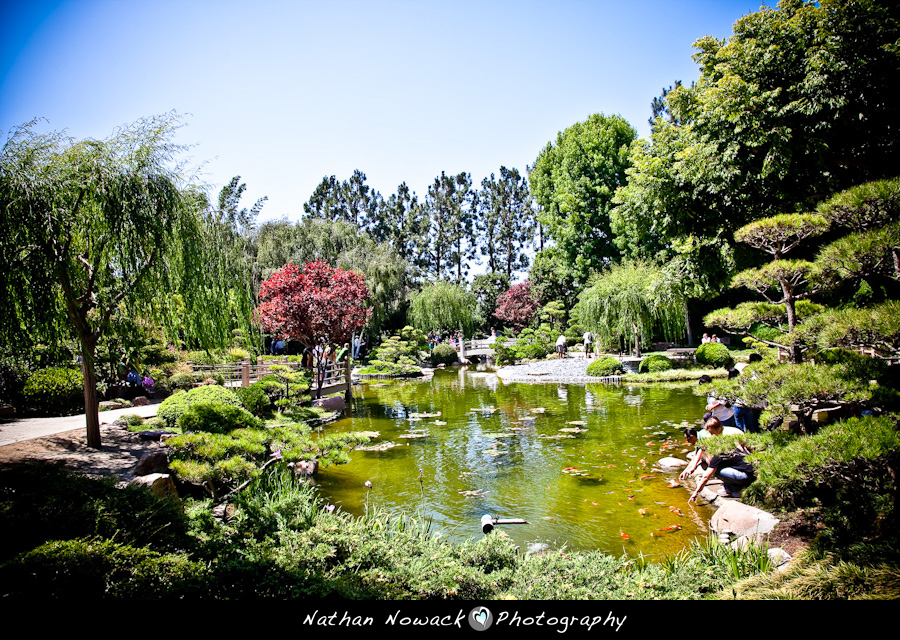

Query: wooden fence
[[189, 356, 352, 399]]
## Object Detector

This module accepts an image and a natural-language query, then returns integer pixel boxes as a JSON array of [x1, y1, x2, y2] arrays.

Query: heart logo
[[468, 606, 493, 631]]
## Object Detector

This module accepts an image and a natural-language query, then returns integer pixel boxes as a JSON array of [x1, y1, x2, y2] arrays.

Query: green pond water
[[316, 366, 715, 557]]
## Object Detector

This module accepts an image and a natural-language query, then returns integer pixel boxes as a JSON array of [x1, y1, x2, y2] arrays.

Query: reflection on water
[[317, 366, 715, 557]]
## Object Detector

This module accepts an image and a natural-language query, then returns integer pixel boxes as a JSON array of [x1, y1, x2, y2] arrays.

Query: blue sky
[[1, 0, 761, 223]]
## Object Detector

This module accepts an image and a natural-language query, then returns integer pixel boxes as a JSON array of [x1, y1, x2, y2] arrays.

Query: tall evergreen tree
[[477, 166, 531, 281]]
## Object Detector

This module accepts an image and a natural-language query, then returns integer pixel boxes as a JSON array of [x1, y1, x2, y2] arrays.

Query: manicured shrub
[[431, 343, 459, 366], [695, 342, 734, 368], [639, 354, 673, 373], [177, 402, 263, 434], [119, 413, 145, 427], [157, 385, 242, 430], [21, 366, 83, 416], [815, 348, 888, 383], [233, 382, 272, 416], [586, 356, 625, 377]]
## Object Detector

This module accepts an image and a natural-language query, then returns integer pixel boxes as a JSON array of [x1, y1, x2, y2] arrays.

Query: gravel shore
[[495, 356, 622, 383]]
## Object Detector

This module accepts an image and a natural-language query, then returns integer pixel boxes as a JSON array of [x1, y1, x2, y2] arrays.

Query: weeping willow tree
[[407, 280, 476, 337], [574, 260, 686, 357], [0, 114, 255, 448]]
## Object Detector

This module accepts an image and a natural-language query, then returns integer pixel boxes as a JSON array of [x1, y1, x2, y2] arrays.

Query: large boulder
[[128, 473, 180, 503], [658, 456, 688, 469], [312, 395, 345, 413], [710, 500, 780, 538], [134, 450, 170, 476]]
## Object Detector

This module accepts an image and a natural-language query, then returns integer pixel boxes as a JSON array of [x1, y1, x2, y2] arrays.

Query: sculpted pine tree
[[0, 114, 253, 448]]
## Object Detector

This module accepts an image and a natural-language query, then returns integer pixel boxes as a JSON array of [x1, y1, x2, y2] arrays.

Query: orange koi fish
[[659, 524, 682, 532], [639, 475, 653, 480], [638, 508, 650, 516], [669, 506, 683, 516], [620, 531, 630, 540]]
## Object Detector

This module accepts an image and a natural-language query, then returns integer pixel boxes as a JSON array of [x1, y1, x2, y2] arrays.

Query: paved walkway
[[0, 401, 161, 447]]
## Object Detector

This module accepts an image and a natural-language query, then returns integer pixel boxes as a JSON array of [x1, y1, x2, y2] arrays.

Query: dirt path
[[0, 404, 166, 483]]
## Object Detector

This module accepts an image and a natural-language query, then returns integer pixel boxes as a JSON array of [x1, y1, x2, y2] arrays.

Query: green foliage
[[408, 281, 477, 336], [0, 114, 257, 447], [639, 354, 673, 374], [0, 464, 190, 564], [157, 385, 242, 430], [575, 260, 686, 356], [1, 538, 208, 599], [21, 366, 83, 416], [529, 113, 637, 287], [233, 382, 272, 416], [586, 356, 625, 377], [695, 343, 734, 369], [367, 327, 427, 372], [177, 402, 263, 434], [430, 343, 458, 366]]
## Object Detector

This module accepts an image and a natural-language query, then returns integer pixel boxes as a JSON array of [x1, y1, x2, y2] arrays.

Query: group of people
[[121, 361, 156, 398], [700, 333, 721, 344], [682, 371, 763, 500]]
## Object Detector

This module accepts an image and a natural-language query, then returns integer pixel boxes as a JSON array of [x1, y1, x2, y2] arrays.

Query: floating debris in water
[[356, 441, 399, 452]]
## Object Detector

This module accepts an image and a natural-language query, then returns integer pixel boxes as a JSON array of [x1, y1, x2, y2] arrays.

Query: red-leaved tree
[[257, 261, 372, 345], [493, 280, 540, 332]]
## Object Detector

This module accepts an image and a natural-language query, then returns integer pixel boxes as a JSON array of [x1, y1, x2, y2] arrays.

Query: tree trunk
[[684, 299, 694, 346], [81, 357, 102, 449]]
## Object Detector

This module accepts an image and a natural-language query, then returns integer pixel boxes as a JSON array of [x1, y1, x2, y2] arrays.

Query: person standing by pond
[[556, 334, 567, 358], [583, 330, 593, 359]]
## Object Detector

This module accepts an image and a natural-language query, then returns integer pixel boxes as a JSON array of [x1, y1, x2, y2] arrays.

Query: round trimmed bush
[[639, 354, 673, 373], [234, 382, 272, 416], [431, 343, 459, 366], [177, 402, 263, 434], [695, 342, 734, 369], [22, 366, 84, 416], [157, 384, 242, 430], [586, 356, 625, 377]]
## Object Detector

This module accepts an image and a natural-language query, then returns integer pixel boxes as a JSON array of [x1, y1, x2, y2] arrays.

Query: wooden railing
[[189, 356, 352, 399]]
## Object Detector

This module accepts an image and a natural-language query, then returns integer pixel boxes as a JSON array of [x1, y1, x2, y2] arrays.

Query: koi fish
[[659, 524, 682, 532], [620, 531, 630, 540], [627, 495, 635, 501], [638, 508, 649, 516], [669, 506, 683, 516], [640, 474, 653, 480], [667, 481, 682, 488]]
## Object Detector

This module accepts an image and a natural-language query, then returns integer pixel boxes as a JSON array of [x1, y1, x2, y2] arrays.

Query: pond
[[316, 366, 715, 558]]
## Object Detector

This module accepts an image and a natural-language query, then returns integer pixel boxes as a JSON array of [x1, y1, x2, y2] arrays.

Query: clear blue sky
[[1, 0, 761, 223]]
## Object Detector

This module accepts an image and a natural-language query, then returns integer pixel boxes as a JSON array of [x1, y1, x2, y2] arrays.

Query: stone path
[[0, 401, 161, 447]]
